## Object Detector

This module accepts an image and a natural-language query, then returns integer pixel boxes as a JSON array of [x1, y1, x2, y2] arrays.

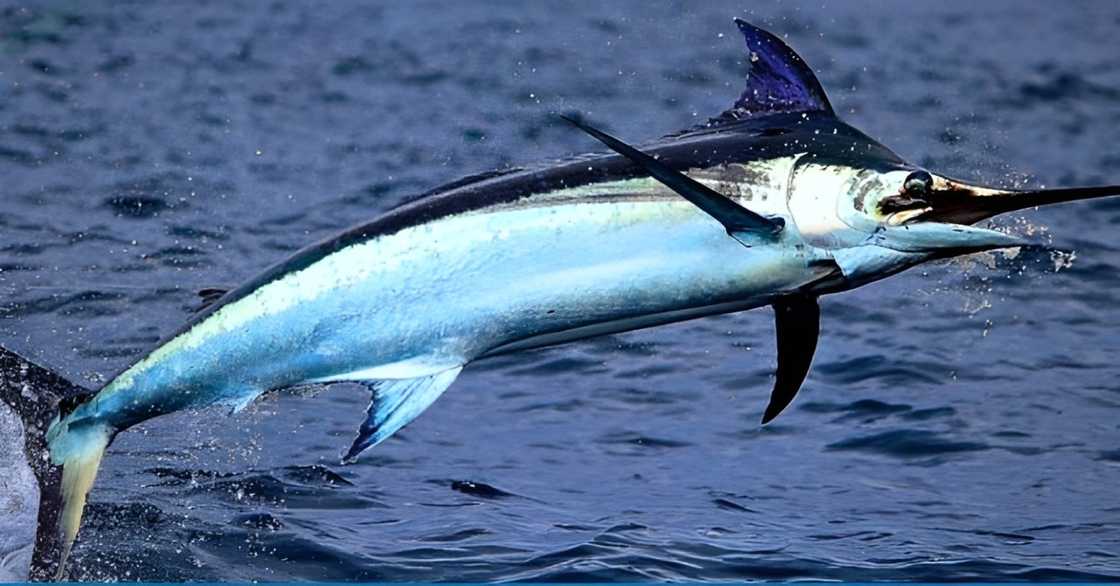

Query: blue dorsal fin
[[716, 18, 834, 122]]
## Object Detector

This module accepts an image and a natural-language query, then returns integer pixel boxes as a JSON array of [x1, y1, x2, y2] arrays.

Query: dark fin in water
[[763, 295, 820, 424], [715, 19, 834, 123], [0, 345, 91, 581], [193, 287, 229, 312], [343, 367, 463, 463], [561, 116, 784, 243]]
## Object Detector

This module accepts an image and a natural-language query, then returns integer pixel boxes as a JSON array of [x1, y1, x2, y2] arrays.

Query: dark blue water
[[2, 0, 1120, 581]]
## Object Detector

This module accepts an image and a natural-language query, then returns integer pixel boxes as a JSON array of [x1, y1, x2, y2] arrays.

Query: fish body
[[70, 119, 850, 436]]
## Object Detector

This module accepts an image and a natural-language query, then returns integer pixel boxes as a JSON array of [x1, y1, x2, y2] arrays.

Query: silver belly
[[82, 197, 829, 426]]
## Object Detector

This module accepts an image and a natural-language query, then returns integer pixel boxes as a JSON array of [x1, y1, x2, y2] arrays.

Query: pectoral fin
[[763, 295, 820, 424], [562, 116, 784, 244], [343, 367, 463, 463]]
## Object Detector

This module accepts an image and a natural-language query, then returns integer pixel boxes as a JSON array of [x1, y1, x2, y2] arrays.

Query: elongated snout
[[916, 178, 1120, 225]]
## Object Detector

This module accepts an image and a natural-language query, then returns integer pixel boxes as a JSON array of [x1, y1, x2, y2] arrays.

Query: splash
[[928, 212, 1074, 323]]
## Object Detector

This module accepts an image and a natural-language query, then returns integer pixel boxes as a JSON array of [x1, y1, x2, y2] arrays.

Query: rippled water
[[2, 0, 1120, 581]]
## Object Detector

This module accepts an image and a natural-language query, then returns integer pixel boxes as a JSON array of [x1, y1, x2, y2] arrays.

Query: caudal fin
[[0, 345, 92, 581], [51, 423, 110, 580]]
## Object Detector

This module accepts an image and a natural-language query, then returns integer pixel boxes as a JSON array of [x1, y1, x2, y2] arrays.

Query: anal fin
[[762, 295, 820, 424], [343, 367, 463, 463], [226, 388, 263, 415]]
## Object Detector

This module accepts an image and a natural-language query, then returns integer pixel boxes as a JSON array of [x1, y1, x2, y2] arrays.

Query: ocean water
[[2, 0, 1120, 581]]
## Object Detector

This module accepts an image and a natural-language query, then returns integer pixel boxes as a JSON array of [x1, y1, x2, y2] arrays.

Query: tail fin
[[47, 418, 110, 580], [0, 345, 93, 581]]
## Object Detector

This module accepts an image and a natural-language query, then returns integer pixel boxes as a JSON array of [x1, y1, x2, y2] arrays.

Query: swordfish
[[3, 18, 1120, 580]]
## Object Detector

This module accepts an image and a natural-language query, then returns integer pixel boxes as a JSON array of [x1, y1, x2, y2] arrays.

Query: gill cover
[[789, 163, 1030, 256]]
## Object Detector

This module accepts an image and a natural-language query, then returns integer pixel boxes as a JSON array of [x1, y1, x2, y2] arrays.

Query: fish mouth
[[885, 175, 1120, 226]]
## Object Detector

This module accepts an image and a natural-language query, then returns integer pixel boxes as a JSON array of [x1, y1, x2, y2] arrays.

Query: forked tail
[[0, 345, 103, 581]]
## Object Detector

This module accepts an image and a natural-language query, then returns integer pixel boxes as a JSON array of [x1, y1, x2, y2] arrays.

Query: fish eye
[[903, 170, 933, 195]]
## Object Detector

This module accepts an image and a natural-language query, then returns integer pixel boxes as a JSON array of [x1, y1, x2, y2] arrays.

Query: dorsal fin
[[193, 287, 229, 313], [714, 19, 834, 123]]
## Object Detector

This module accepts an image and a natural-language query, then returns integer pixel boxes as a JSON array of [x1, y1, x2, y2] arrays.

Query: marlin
[[2, 19, 1119, 580]]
